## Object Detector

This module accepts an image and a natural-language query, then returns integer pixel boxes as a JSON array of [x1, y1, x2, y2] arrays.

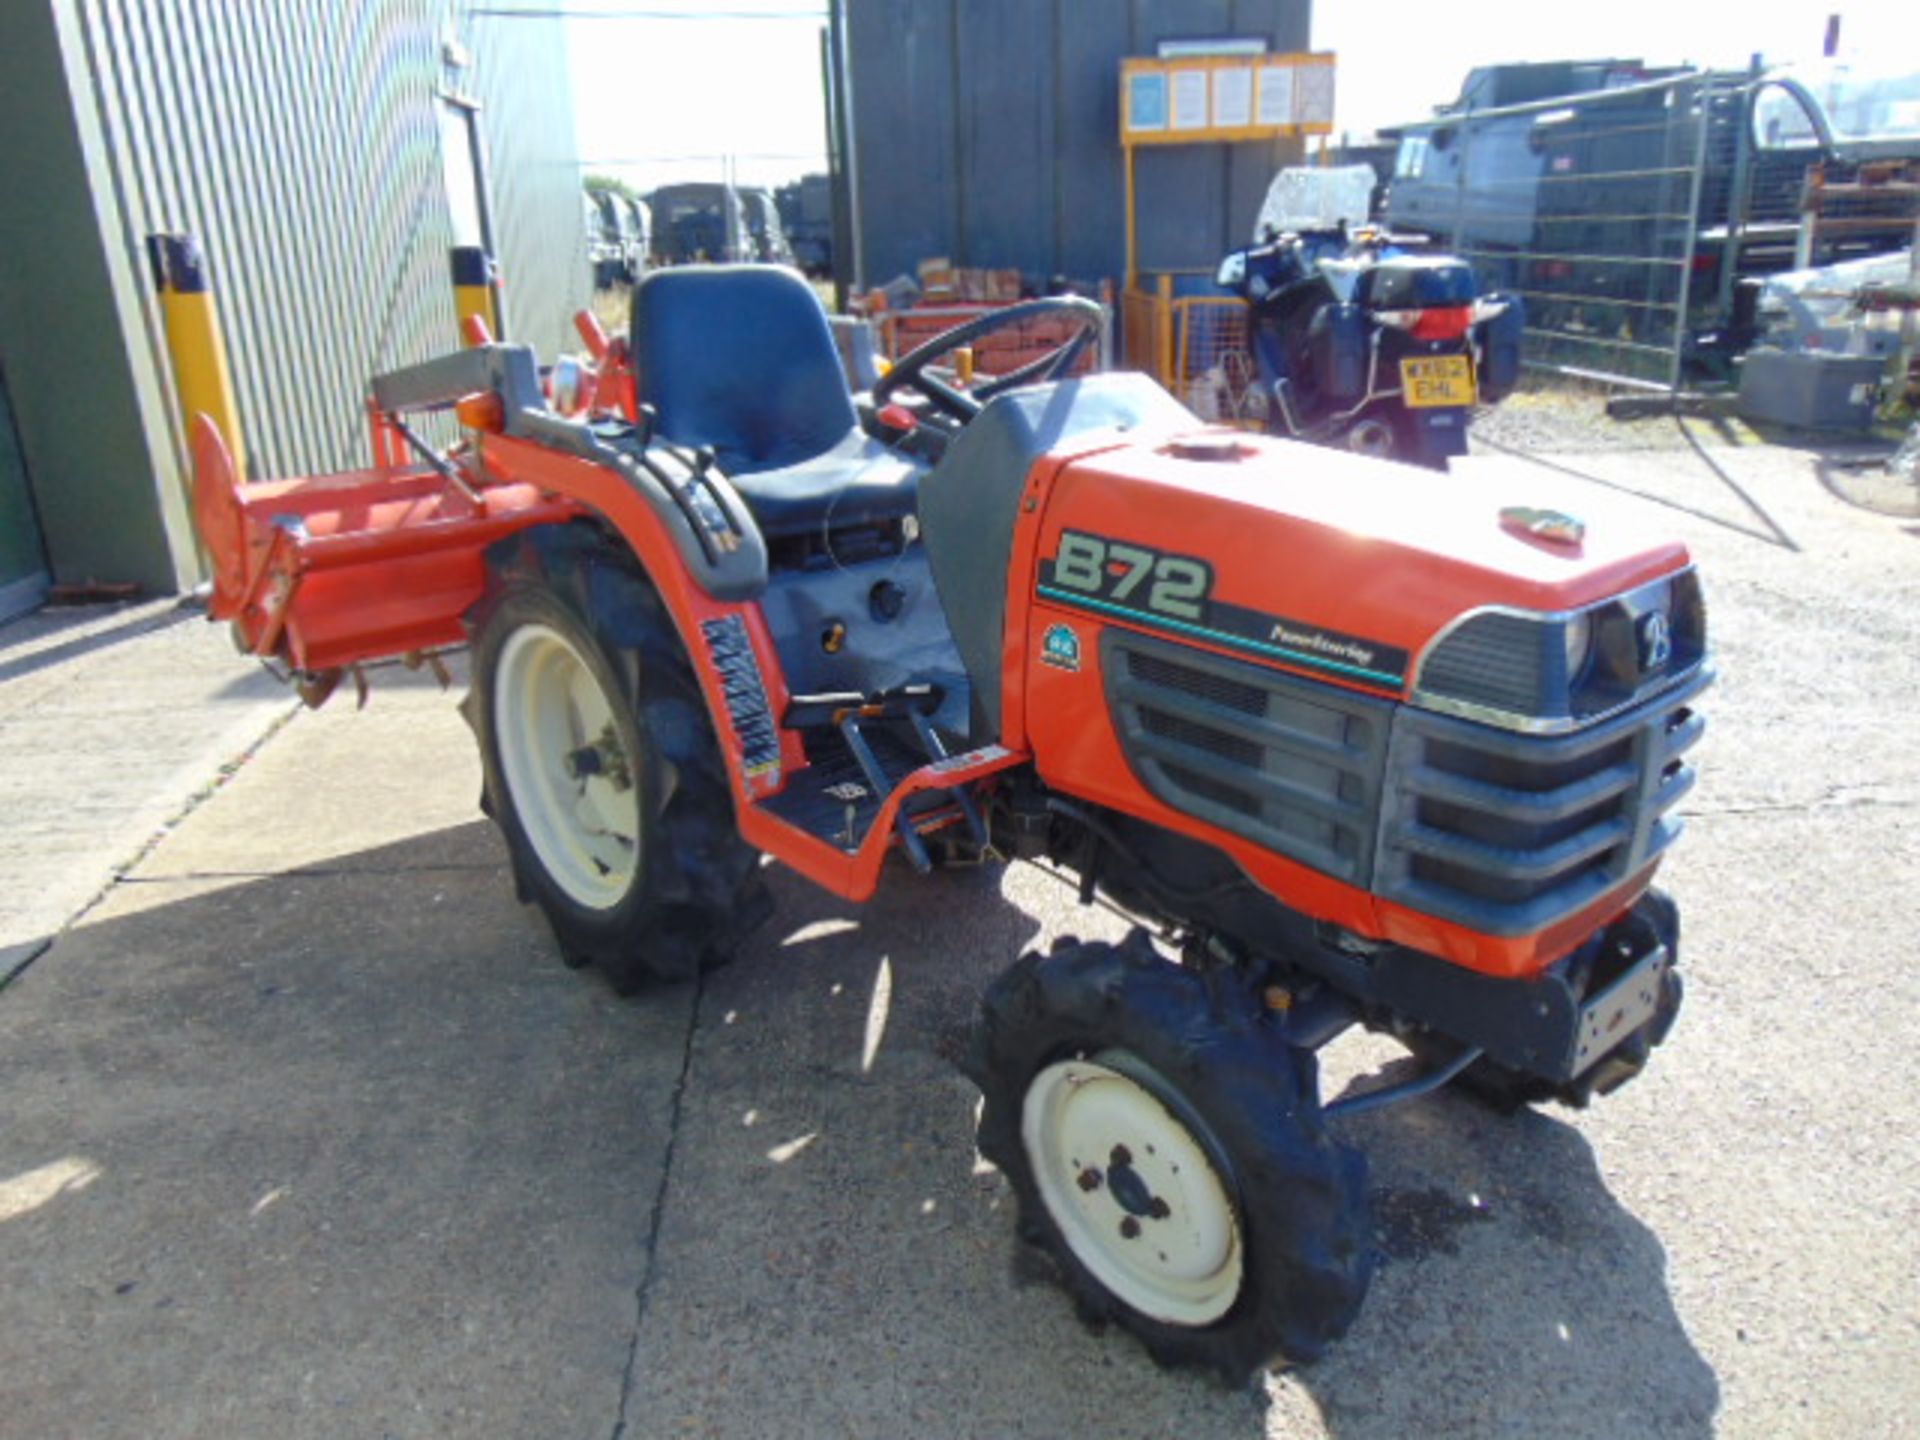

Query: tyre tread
[[967, 931, 1373, 1382], [464, 522, 767, 991]]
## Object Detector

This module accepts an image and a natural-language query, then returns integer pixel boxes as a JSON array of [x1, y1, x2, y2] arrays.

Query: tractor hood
[[1033, 429, 1701, 730]]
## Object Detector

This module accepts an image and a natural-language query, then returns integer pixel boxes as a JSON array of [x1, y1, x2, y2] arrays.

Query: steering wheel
[[871, 296, 1106, 422]]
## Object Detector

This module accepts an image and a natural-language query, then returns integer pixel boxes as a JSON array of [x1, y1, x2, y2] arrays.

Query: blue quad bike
[[1216, 225, 1525, 471]]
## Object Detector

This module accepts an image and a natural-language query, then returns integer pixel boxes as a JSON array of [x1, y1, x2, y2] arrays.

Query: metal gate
[[1386, 71, 1734, 388], [1379, 68, 1880, 390]]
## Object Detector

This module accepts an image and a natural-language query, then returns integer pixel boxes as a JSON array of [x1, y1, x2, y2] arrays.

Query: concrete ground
[[0, 427, 1915, 1438], [0, 600, 293, 971]]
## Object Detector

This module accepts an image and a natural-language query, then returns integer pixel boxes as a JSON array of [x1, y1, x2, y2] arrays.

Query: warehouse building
[[840, 0, 1313, 289], [0, 1, 588, 619]]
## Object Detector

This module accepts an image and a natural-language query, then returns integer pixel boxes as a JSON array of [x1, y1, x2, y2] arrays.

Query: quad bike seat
[[917, 373, 1198, 740], [630, 264, 923, 538]]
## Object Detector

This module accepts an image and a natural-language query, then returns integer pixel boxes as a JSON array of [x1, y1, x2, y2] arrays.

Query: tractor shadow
[[0, 824, 1718, 1438], [657, 865, 1721, 1438], [1283, 1056, 1721, 1437], [1473, 425, 1800, 553]]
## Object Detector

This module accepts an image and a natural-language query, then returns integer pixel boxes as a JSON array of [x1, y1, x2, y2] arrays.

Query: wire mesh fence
[[1388, 71, 1740, 388], [1382, 66, 1920, 390], [1121, 283, 1265, 425]]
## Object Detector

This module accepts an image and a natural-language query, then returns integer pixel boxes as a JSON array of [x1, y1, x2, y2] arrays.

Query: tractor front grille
[[1102, 631, 1393, 887], [1373, 663, 1710, 935], [1101, 627, 1710, 942]]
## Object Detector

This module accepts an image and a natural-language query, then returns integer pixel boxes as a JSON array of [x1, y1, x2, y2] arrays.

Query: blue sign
[[1127, 71, 1169, 132]]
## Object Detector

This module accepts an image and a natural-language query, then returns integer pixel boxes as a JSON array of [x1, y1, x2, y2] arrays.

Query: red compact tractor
[[190, 266, 1708, 1380]]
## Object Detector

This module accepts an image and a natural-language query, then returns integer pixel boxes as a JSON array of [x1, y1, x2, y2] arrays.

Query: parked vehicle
[[776, 172, 834, 275], [584, 190, 626, 290], [738, 187, 795, 265], [595, 194, 648, 288], [1216, 167, 1523, 469], [648, 182, 749, 264], [186, 264, 1708, 1382], [619, 194, 652, 282]]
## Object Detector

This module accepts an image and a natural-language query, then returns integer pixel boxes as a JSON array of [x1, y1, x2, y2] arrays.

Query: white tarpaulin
[[1758, 248, 1916, 356]]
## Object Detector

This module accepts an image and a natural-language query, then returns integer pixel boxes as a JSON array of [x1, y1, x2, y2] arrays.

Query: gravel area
[[1470, 375, 1696, 454]]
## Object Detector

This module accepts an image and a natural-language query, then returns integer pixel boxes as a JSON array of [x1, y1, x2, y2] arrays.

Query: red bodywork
[[192, 333, 1692, 980], [191, 359, 1022, 905], [1006, 434, 1689, 977]]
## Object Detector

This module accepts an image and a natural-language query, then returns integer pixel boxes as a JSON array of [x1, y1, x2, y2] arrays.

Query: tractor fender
[[371, 341, 767, 600], [507, 409, 768, 601]]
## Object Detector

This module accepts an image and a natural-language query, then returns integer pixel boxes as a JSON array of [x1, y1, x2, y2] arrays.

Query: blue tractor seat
[[629, 265, 922, 537]]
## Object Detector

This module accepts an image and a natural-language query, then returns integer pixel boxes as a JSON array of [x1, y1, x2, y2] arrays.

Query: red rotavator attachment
[[191, 310, 644, 702]]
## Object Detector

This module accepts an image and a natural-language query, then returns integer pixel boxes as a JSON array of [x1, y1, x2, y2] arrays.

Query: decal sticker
[[1044, 530, 1213, 621], [1037, 529, 1408, 687], [927, 743, 1014, 775], [1040, 622, 1083, 673], [1499, 505, 1585, 545], [1637, 611, 1673, 672]]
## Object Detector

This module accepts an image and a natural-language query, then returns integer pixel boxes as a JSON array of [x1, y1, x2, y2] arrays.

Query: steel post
[[1669, 75, 1713, 393], [147, 233, 247, 484]]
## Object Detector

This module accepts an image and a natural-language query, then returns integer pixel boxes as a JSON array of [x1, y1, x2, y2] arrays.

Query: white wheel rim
[[1021, 1053, 1243, 1326], [494, 622, 641, 910]]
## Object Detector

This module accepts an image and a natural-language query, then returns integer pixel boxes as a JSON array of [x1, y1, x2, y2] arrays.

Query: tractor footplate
[[760, 724, 926, 851], [759, 707, 987, 865]]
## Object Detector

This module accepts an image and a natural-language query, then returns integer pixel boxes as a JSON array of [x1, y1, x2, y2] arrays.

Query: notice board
[[1120, 52, 1336, 146]]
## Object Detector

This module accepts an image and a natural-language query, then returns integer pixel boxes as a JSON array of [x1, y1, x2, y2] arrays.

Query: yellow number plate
[[1400, 354, 1476, 408]]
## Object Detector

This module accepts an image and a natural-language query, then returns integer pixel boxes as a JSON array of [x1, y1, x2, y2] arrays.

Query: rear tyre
[[1342, 414, 1398, 460], [464, 523, 769, 992], [966, 931, 1373, 1383]]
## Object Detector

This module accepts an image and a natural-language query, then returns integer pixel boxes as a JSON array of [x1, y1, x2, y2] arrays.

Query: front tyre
[[465, 523, 769, 992], [967, 932, 1373, 1382]]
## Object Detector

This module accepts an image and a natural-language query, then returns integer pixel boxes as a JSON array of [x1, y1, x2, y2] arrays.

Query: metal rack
[[1117, 51, 1335, 415]]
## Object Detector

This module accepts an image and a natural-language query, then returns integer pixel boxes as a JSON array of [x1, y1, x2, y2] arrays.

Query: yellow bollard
[[450, 245, 499, 347], [147, 233, 247, 481]]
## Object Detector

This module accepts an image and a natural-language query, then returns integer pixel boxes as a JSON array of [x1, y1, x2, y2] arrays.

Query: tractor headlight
[[1412, 573, 1705, 734], [1561, 612, 1593, 685]]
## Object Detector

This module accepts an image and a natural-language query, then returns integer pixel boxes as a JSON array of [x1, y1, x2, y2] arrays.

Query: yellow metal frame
[[449, 244, 501, 347], [1120, 51, 1335, 291], [1124, 287, 1263, 430], [453, 281, 499, 344], [1118, 51, 1334, 405]]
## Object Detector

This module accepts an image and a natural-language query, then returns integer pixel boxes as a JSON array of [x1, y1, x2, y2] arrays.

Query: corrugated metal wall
[[847, 0, 1311, 287], [68, 0, 585, 483]]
